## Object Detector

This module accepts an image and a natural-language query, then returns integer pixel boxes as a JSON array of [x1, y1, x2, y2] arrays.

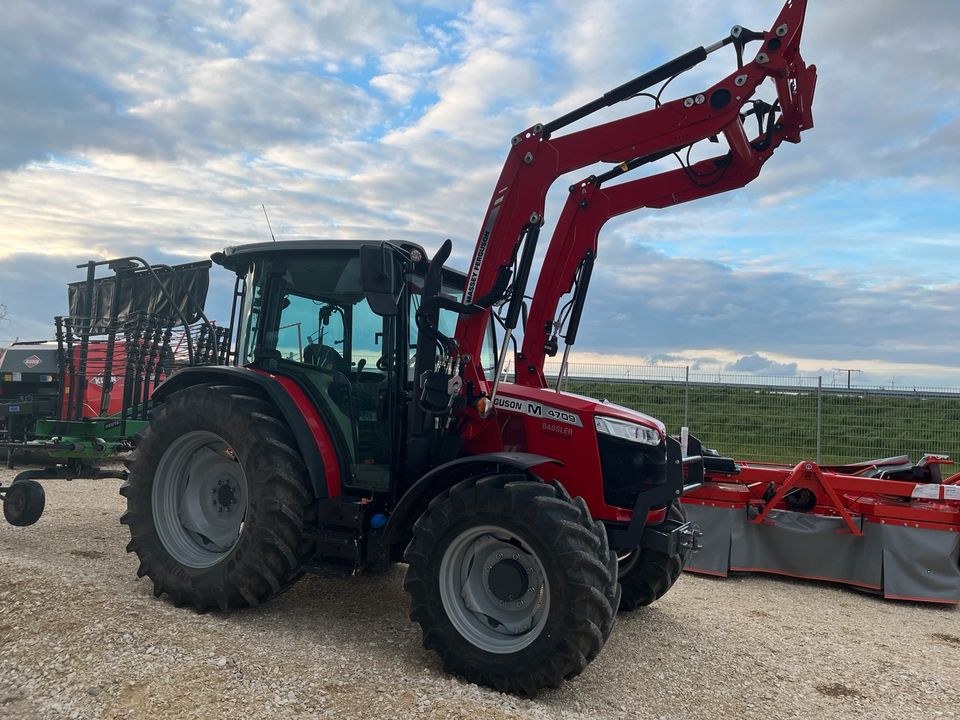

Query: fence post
[[816, 375, 822, 464], [683, 365, 690, 428]]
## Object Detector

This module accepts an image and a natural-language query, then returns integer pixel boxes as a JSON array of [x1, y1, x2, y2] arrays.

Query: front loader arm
[[519, 18, 817, 390], [452, 0, 815, 402], [517, 78, 815, 387]]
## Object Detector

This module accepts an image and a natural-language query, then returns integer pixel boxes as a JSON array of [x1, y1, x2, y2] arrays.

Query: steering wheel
[[304, 344, 348, 374]]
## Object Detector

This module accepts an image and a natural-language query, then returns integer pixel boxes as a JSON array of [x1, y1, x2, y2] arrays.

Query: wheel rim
[[438, 524, 550, 654], [618, 548, 641, 576], [152, 430, 248, 569], [5, 486, 25, 517]]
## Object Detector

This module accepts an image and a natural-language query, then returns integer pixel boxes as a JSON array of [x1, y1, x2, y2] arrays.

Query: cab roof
[[212, 239, 427, 272], [211, 239, 467, 283]]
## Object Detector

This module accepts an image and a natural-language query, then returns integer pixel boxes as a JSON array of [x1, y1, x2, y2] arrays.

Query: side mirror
[[360, 244, 400, 316]]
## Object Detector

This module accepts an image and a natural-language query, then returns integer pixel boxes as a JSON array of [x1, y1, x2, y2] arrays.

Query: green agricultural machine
[[0, 257, 225, 526]]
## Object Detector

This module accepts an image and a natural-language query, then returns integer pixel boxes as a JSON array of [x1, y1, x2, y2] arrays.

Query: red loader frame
[[413, 0, 816, 537], [453, 0, 815, 403]]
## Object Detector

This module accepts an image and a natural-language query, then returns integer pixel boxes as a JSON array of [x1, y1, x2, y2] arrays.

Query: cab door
[[244, 251, 400, 495]]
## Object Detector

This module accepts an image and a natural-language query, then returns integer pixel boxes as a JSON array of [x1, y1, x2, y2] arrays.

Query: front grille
[[598, 435, 667, 509]]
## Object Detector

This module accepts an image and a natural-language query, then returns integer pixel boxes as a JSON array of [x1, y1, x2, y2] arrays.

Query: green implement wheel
[[2, 479, 45, 527]]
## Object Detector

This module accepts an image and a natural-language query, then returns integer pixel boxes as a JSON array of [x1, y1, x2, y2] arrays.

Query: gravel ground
[[0, 469, 957, 720]]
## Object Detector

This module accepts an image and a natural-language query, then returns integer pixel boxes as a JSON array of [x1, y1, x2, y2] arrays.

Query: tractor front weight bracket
[[606, 434, 705, 551]]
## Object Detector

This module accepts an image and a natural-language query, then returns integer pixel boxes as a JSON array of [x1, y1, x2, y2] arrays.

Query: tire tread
[[403, 474, 619, 697], [120, 383, 313, 611]]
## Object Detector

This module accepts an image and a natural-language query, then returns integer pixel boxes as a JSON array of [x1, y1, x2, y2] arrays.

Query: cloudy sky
[[1, 0, 958, 388]]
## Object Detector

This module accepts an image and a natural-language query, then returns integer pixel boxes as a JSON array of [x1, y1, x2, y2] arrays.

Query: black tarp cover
[[67, 260, 211, 328]]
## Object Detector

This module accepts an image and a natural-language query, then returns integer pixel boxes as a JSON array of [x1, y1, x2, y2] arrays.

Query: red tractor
[[121, 0, 815, 695]]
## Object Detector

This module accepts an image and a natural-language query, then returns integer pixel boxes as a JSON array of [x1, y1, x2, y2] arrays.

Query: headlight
[[594, 416, 661, 446]]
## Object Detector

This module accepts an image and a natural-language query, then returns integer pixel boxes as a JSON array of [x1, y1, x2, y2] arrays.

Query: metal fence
[[538, 362, 960, 466]]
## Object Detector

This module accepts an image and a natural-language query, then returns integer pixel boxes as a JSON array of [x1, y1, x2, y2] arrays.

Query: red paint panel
[[61, 342, 161, 419], [461, 383, 672, 524], [692, 459, 960, 528], [681, 497, 746, 510], [252, 369, 342, 498], [646, 507, 668, 525]]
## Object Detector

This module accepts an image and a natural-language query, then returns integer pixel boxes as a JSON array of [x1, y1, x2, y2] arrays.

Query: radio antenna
[[261, 204, 277, 242]]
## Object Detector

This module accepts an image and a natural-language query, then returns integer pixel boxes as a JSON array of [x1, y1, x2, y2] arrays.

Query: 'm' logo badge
[[23, 355, 42, 368]]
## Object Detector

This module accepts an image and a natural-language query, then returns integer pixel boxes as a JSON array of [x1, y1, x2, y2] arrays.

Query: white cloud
[[370, 43, 443, 104], [128, 58, 380, 155], [726, 353, 799, 376], [380, 44, 440, 74], [231, 0, 417, 64], [370, 73, 421, 104]]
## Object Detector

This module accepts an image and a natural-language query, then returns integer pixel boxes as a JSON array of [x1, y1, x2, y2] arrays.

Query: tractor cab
[[214, 239, 497, 497]]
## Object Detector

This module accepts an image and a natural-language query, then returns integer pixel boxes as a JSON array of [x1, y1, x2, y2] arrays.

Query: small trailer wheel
[[3, 480, 46, 526]]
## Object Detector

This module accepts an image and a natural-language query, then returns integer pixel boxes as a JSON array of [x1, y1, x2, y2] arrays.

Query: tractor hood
[[494, 382, 666, 438]]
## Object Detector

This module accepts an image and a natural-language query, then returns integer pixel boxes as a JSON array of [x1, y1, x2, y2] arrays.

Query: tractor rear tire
[[121, 384, 312, 611], [617, 501, 690, 611], [403, 474, 618, 697]]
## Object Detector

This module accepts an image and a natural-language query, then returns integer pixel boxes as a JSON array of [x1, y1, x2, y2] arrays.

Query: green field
[[562, 377, 960, 468]]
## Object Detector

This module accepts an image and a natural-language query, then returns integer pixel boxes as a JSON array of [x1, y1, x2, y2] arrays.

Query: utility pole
[[835, 367, 861, 389], [0, 305, 8, 356]]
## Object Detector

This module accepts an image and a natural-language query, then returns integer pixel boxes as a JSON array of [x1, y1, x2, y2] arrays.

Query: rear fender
[[152, 366, 337, 499], [384, 452, 561, 559]]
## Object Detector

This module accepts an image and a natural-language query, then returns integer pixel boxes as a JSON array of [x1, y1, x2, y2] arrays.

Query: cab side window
[[277, 295, 347, 368], [266, 254, 396, 494]]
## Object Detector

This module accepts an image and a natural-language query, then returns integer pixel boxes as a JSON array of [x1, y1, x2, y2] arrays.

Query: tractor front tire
[[403, 474, 618, 697], [617, 500, 690, 611], [121, 384, 312, 611]]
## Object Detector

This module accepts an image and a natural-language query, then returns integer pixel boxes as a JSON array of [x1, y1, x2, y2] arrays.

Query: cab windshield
[[406, 273, 497, 381]]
